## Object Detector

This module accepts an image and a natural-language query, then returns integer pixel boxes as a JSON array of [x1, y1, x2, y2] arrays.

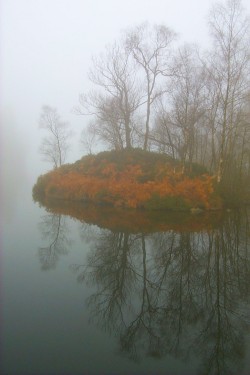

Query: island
[[33, 149, 222, 211]]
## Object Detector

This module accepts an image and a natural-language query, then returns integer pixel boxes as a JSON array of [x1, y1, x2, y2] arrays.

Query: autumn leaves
[[33, 150, 221, 210]]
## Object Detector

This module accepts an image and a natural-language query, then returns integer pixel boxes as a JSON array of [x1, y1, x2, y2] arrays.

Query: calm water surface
[[1, 187, 250, 375]]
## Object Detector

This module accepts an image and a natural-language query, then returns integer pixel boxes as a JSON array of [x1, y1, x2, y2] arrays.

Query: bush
[[33, 149, 221, 210]]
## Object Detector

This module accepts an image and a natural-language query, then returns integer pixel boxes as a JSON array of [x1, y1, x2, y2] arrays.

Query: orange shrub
[[33, 151, 222, 210]]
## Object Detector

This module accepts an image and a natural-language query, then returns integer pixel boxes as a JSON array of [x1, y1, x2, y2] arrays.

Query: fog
[[1, 0, 250, 212]]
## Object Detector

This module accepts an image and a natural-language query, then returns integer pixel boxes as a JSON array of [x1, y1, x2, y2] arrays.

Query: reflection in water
[[72, 210, 250, 374], [38, 213, 71, 270], [36, 199, 250, 374]]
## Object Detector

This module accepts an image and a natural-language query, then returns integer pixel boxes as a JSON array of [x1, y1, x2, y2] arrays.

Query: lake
[[1, 185, 250, 375]]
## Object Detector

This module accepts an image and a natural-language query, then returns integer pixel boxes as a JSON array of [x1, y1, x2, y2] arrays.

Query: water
[[1, 186, 250, 375]]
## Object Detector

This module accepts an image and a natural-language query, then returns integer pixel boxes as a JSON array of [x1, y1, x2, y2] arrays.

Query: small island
[[33, 149, 222, 211], [34, 11, 250, 214]]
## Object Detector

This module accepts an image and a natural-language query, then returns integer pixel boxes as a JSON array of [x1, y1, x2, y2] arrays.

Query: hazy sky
[[1, 0, 250, 195]]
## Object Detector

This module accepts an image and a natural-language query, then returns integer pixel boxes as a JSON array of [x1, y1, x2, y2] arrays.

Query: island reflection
[[37, 199, 250, 374]]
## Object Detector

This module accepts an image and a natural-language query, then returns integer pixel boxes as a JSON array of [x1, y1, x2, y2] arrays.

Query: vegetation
[[76, 0, 250, 204], [33, 149, 222, 211], [36, 0, 250, 207]]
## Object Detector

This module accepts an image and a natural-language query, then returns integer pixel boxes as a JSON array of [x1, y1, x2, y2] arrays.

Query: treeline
[[77, 0, 250, 204]]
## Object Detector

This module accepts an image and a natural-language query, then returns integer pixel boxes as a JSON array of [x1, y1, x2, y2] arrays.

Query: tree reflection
[[72, 230, 141, 333], [74, 209, 250, 373], [193, 211, 250, 375], [38, 213, 71, 270]]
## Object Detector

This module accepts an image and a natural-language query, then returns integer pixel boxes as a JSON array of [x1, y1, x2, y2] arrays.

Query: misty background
[[1, 0, 250, 220]]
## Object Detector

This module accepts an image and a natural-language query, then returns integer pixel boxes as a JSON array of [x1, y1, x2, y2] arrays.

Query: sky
[[1, 0, 250, 201]]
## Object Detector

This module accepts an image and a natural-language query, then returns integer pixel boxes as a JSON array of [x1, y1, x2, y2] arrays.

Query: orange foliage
[[35, 161, 220, 210]]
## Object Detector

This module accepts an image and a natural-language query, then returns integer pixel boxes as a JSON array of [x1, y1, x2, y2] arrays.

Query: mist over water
[[2, 191, 250, 375], [2, 0, 250, 373]]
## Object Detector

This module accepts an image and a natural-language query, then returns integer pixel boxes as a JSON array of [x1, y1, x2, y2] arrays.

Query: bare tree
[[150, 1, 250, 186], [77, 23, 177, 152], [80, 123, 97, 155], [39, 105, 72, 168], [78, 42, 142, 150], [206, 0, 250, 182], [152, 44, 208, 169], [125, 22, 177, 150]]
